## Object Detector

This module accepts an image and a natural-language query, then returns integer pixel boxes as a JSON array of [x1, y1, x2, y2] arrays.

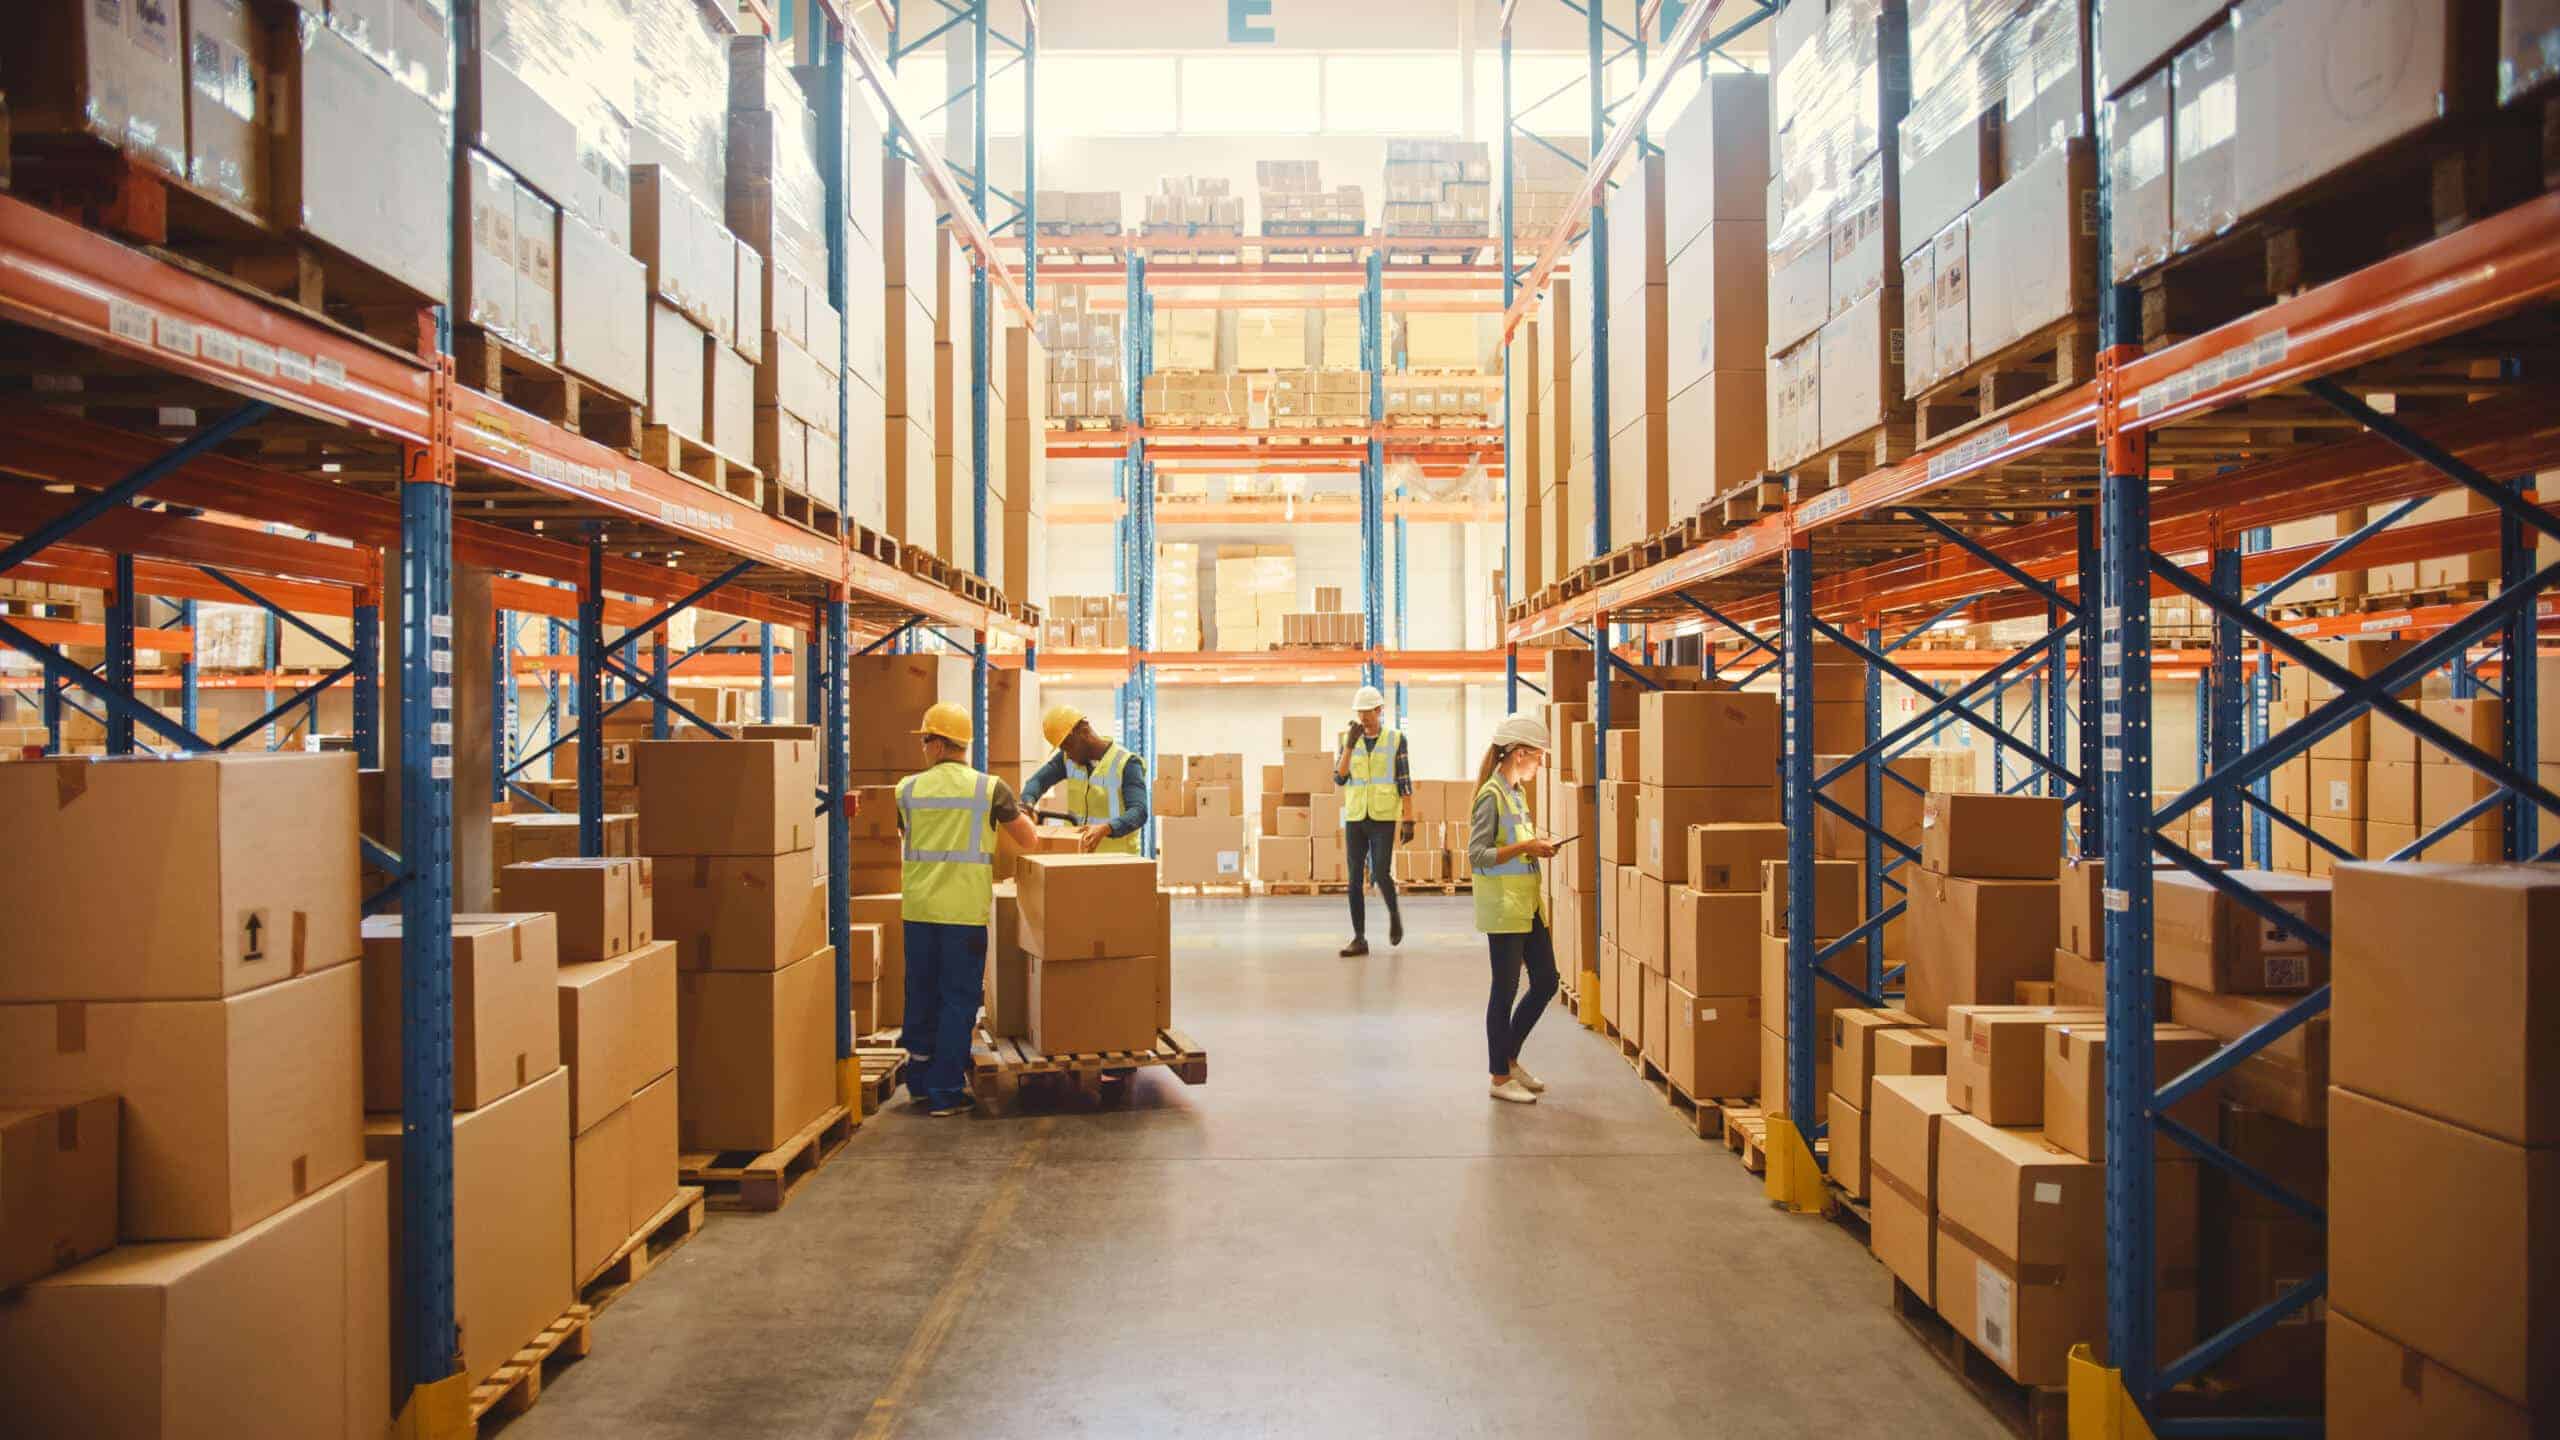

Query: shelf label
[[239, 339, 278, 379], [277, 349, 314, 385], [430, 755, 453, 780], [430, 685, 452, 711], [2102, 642, 2123, 666], [2103, 886, 2130, 913], [110, 299, 155, 346], [2135, 328, 2292, 419], [199, 330, 241, 369], [656, 497, 738, 533], [1798, 487, 1857, 524], [429, 615, 452, 639], [430, 722, 452, 745], [1925, 421, 2014, 483], [314, 356, 347, 389], [2104, 744, 2122, 772], [155, 315, 198, 358], [2103, 677, 2122, 701], [2103, 713, 2122, 737], [428, 646, 451, 674], [775, 541, 828, 569]]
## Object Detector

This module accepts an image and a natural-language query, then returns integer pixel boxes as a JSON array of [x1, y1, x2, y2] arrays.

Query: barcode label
[[110, 299, 155, 345]]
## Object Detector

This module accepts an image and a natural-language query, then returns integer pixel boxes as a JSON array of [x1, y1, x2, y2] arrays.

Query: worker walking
[[1020, 703, 1149, 853], [1335, 683, 1413, 957], [897, 702, 1040, 1116], [1471, 714, 1561, 1104]]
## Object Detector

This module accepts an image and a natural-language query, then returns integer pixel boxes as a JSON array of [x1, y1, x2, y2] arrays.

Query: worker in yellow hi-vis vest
[[1470, 714, 1560, 1105], [1334, 684, 1414, 957], [1020, 703, 1150, 854], [897, 702, 1039, 1116]]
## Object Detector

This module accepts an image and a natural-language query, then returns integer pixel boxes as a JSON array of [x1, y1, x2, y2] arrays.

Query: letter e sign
[[1229, 0, 1276, 43]]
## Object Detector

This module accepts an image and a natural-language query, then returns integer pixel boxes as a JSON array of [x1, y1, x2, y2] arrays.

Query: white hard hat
[[1491, 714, 1551, 752], [1352, 685, 1387, 712]]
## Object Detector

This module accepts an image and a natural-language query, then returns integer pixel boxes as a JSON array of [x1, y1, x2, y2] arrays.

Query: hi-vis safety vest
[[1344, 729, 1404, 823], [1060, 741, 1145, 856], [1471, 776, 1547, 935], [896, 761, 997, 925]]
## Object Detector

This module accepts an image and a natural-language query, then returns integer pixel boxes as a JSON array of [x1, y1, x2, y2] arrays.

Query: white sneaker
[[1508, 1061, 1547, 1094], [1490, 1077, 1539, 1104]]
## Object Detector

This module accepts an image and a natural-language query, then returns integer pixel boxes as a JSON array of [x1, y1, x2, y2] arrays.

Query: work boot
[[1389, 913, 1405, 947], [1340, 936, 1370, 957], [1489, 1077, 1538, 1104], [1508, 1060, 1547, 1094]]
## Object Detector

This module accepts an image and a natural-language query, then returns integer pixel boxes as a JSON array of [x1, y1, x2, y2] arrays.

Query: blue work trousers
[[901, 920, 988, 1103]]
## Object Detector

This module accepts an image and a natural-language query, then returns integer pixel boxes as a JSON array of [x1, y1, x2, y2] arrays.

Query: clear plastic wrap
[[2503, 3, 2560, 104], [726, 37, 826, 281], [477, 0, 635, 243], [629, 0, 728, 203], [1770, 0, 1911, 267]]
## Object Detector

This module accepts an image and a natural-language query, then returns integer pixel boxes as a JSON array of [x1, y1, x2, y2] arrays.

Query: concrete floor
[[515, 896, 2004, 1439]]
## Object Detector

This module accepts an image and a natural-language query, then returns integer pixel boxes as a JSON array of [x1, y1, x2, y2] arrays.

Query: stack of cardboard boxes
[[1754, 850, 1865, 1119], [883, 154, 941, 557], [497, 856, 682, 1286], [1256, 159, 1364, 230], [1038, 284, 1127, 424], [637, 736, 836, 1155], [1536, 281, 1591, 579], [2267, 638, 2420, 875], [1254, 720, 1340, 887], [1039, 595, 1134, 650], [1158, 752, 1250, 886], [1014, 855, 1173, 1054], [1143, 174, 1244, 234], [0, 754, 384, 1432], [1001, 328, 1049, 603], [1663, 72, 1774, 520], [1393, 779, 1484, 887], [1904, 792, 2067, 1027], [1766, 0, 1911, 474], [1033, 191, 1124, 230], [1828, 1009, 1942, 1201], [1214, 545, 1298, 652], [1898, 0, 2098, 401], [1379, 140, 1492, 235], [1160, 543, 1203, 653], [1509, 317, 1548, 596], [1539, 651, 1600, 999], [1267, 367, 1368, 424], [2328, 864, 2554, 1435]]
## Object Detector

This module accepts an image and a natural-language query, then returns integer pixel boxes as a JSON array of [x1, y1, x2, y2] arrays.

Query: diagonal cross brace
[[1818, 626, 2075, 791], [1902, 510, 2078, 616], [602, 560, 755, 664], [216, 666, 352, 751], [2304, 380, 2560, 548], [197, 566, 354, 662], [0, 616, 211, 751], [602, 654, 728, 737], [0, 401, 272, 579], [1678, 594, 1778, 658], [1813, 616, 2081, 787]]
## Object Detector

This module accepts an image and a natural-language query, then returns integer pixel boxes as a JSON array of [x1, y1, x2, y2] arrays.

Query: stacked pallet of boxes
[[1540, 278, 1592, 576], [1508, 140, 1585, 246], [1035, 190, 1125, 233], [0, 755, 392, 1432], [1014, 855, 1173, 1057], [1380, 140, 1491, 235], [1662, 74, 1774, 519], [1393, 779, 1479, 888], [1902, 792, 2066, 1028], [1617, 688, 1784, 1085], [1144, 174, 1244, 237], [1040, 595, 1132, 649], [1897, 0, 2098, 434], [1765, 0, 1911, 479], [1214, 546, 1297, 651], [2099, 3, 2551, 327], [1269, 368, 1369, 425], [1280, 591, 1365, 648], [630, 0, 759, 473], [497, 855, 683, 1291], [636, 736, 835, 1157], [1002, 327, 1049, 602], [1153, 753, 1248, 888], [883, 155, 941, 556], [1237, 306, 1314, 371], [1257, 159, 1364, 232], [1159, 543, 1202, 652], [931, 227, 1013, 573], [1753, 847, 1866, 1117], [1540, 650, 1600, 1001], [2266, 639, 2419, 875], [731, 37, 853, 524], [2327, 864, 2553, 1435], [1039, 285, 1125, 426], [1255, 721, 1338, 887], [1509, 313, 1547, 596]]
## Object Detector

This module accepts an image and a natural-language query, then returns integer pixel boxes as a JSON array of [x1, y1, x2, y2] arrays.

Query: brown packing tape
[[2400, 1344, 2424, 1395], [292, 1154, 308, 1197], [292, 911, 309, 975], [1935, 1214, 2067, 1289], [1870, 1162, 1927, 1209], [55, 1002, 84, 1055], [54, 762, 87, 808], [57, 1105, 81, 1149]]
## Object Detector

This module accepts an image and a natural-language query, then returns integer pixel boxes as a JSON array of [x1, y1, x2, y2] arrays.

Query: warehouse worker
[[898, 702, 1040, 1116], [1020, 703, 1149, 854], [1334, 683, 1414, 957], [1471, 714, 1561, 1104]]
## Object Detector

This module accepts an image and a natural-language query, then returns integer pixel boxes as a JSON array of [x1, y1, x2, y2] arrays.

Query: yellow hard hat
[[915, 702, 973, 746], [1042, 703, 1087, 751]]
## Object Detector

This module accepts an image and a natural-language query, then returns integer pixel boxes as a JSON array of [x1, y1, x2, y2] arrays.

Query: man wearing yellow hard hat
[[1334, 683, 1413, 957], [896, 701, 1040, 1115], [1019, 703, 1149, 854]]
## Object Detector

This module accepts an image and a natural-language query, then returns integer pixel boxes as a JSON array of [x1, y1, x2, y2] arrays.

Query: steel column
[[2506, 479, 2539, 859], [969, 0, 993, 772], [105, 553, 136, 754], [577, 535, 606, 857], [759, 622, 778, 722], [2209, 546, 2245, 865], [178, 598, 201, 738], [1782, 544, 1818, 1127], [2076, 505, 2103, 856], [824, 596, 854, 1068], [1864, 621, 1886, 999]]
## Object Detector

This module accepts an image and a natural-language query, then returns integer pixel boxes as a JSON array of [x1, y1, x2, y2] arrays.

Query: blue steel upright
[[106, 554, 136, 754], [1361, 251, 1388, 693], [1781, 544, 1819, 1126], [577, 535, 607, 857], [968, 0, 993, 772], [396, 457, 457, 1396], [2209, 546, 2245, 864], [2505, 479, 2539, 858]]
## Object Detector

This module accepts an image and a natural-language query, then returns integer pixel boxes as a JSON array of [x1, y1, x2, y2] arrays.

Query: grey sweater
[[1467, 779, 1517, 872]]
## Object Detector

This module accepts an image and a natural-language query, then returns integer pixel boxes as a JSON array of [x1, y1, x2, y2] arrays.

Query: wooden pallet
[[969, 1027, 1210, 1109], [1666, 1086, 1747, 1143], [1716, 475, 1790, 526], [852, 524, 900, 569], [1784, 415, 1919, 498], [1721, 1104, 1768, 1172], [763, 481, 845, 540], [1888, 1275, 2068, 1440], [679, 1105, 856, 1212], [1911, 320, 2099, 449], [455, 326, 642, 455], [1262, 219, 1366, 239], [857, 1045, 909, 1111], [642, 426, 763, 508], [1043, 415, 1122, 431], [465, 1305, 595, 1433], [577, 1187, 707, 1315], [901, 546, 952, 588]]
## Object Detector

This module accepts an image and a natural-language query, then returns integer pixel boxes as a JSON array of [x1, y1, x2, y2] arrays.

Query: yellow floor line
[[852, 1117, 1055, 1440]]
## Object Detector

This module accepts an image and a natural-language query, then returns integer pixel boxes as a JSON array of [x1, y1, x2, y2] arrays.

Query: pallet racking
[[0, 0, 1036, 1412], [1497, 0, 2560, 1432]]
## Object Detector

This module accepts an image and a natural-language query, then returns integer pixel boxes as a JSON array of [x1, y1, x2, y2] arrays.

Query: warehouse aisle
[[514, 897, 2001, 1439]]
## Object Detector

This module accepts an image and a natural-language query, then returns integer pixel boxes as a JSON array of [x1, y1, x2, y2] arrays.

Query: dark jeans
[[1345, 817, 1401, 937], [901, 919, 988, 1103], [1487, 918, 1559, 1075]]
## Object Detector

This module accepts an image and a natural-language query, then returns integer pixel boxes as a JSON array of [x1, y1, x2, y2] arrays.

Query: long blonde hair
[[1477, 742, 1522, 788]]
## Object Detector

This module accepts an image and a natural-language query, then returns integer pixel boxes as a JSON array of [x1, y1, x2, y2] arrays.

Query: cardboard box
[[1643, 785, 1780, 883], [2044, 1022, 2223, 1161], [498, 856, 654, 964], [1622, 951, 1649, 1056], [1281, 715, 1323, 753], [676, 946, 834, 1151], [1870, 1074, 1962, 1303], [273, 17, 452, 305], [0, 1095, 119, 1292], [0, 753, 361, 1002], [571, 1102, 631, 1285], [1875, 1025, 1950, 1079], [2325, 1308, 2538, 1439], [650, 849, 823, 972], [1689, 822, 1790, 893], [628, 1069, 679, 1230], [1831, 1007, 1927, 1112], [1639, 690, 1780, 788], [1280, 753, 1334, 797], [2099, 0, 2232, 89], [2153, 870, 2330, 994], [1922, 791, 2066, 878], [1944, 1006, 2106, 1125], [1669, 886, 1760, 995], [626, 939, 677, 1092], [1626, 871, 1670, 973], [1756, 857, 1862, 939], [366, 1068, 570, 1388], [1599, 781, 1642, 866], [1965, 140, 2098, 357], [2329, 1086, 2558, 1412], [2333, 863, 2560, 1146], [1666, 983, 1757, 1100], [2107, 69, 2175, 281], [1031, 946, 1162, 1055], [1158, 814, 1250, 885], [2232, 0, 2478, 220], [1933, 1115, 2105, 1387], [1905, 872, 2062, 1027], [0, 1161, 390, 1439], [360, 912, 560, 1113], [1015, 855, 1158, 959], [1759, 1023, 1829, 1121], [634, 738, 818, 856], [558, 956, 634, 1133], [0, 964, 362, 1240], [2058, 857, 2106, 960], [1642, 965, 1671, 1069], [3, 0, 189, 178], [2170, 984, 2330, 1128]]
